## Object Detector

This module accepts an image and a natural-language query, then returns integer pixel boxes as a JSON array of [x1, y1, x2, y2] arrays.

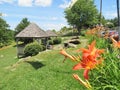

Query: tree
[[0, 18, 14, 47], [107, 17, 118, 27], [64, 0, 99, 34], [15, 18, 30, 35], [15, 18, 31, 43], [51, 29, 56, 33]]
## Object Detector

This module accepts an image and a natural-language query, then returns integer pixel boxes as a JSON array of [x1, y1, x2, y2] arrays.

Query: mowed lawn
[[0, 37, 87, 90]]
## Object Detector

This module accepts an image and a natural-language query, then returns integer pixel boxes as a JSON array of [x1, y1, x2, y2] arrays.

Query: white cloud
[[18, 0, 33, 7], [59, 0, 71, 9], [0, 0, 14, 4], [2, 13, 8, 17], [0, 0, 52, 7], [50, 17, 58, 20], [103, 11, 117, 19], [42, 23, 68, 31], [0, 13, 8, 17], [8, 14, 59, 21], [34, 0, 52, 7], [59, 0, 77, 9]]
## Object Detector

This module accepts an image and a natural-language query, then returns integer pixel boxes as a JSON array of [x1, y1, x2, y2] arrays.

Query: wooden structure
[[46, 30, 57, 37], [15, 23, 49, 58], [46, 30, 58, 49]]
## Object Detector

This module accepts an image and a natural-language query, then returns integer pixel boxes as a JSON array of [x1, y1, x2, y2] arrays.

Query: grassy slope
[[0, 36, 87, 90]]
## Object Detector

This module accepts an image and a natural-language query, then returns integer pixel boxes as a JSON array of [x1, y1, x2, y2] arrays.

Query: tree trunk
[[77, 27, 81, 35]]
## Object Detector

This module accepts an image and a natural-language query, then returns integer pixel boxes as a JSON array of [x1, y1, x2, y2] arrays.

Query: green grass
[[0, 37, 87, 90], [2, 36, 120, 90]]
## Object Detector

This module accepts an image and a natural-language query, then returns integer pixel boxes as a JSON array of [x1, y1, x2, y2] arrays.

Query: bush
[[48, 40, 54, 45], [53, 37, 62, 44], [24, 43, 45, 56], [0, 43, 4, 48]]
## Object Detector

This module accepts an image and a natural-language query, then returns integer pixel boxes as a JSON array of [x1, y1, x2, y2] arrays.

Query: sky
[[0, 0, 119, 31]]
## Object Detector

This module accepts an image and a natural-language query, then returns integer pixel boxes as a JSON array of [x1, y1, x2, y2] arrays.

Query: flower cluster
[[60, 40, 104, 89], [110, 37, 120, 48]]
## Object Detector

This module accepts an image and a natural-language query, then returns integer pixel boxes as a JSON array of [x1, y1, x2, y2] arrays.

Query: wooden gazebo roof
[[46, 30, 57, 37], [15, 23, 48, 38]]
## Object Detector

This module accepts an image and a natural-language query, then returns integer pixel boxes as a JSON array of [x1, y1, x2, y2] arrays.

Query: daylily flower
[[73, 74, 92, 89], [76, 40, 104, 59], [60, 49, 76, 62], [73, 41, 104, 80], [73, 56, 103, 79], [111, 37, 120, 48]]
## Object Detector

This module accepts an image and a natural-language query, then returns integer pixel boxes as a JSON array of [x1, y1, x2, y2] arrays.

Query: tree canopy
[[15, 18, 30, 35], [0, 17, 14, 47], [64, 0, 99, 34], [108, 17, 118, 27]]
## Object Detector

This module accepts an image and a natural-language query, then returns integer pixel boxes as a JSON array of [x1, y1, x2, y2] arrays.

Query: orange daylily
[[60, 49, 76, 62], [73, 56, 103, 79], [86, 29, 96, 35], [73, 74, 92, 89], [76, 40, 104, 58], [73, 41, 104, 80], [111, 37, 120, 48]]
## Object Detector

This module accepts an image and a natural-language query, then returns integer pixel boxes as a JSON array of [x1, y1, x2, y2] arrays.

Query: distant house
[[15, 23, 49, 58]]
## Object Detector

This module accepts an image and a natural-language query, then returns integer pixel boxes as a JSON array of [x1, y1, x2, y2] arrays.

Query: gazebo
[[45, 30, 58, 49], [15, 23, 49, 58], [46, 30, 57, 37]]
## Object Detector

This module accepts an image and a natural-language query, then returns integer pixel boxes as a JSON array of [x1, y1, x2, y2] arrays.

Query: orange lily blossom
[[111, 37, 120, 48], [76, 40, 104, 59], [60, 49, 76, 62], [73, 40, 104, 80]]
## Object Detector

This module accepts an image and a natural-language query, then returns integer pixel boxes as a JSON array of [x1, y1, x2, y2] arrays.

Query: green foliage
[[15, 18, 31, 43], [64, 0, 99, 33], [88, 36, 110, 49], [89, 49, 120, 90], [48, 40, 54, 45], [87, 35, 120, 89], [48, 37, 62, 45], [105, 22, 114, 28], [15, 18, 30, 35], [80, 29, 86, 36], [24, 43, 45, 56], [0, 18, 14, 48], [53, 37, 62, 44], [60, 26, 72, 33], [107, 17, 118, 27]]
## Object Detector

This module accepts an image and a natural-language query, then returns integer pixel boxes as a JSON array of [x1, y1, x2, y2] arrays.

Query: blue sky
[[0, 0, 118, 31]]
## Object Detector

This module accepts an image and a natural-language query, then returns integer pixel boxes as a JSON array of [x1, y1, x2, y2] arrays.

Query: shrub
[[53, 37, 62, 44], [41, 45, 46, 51], [81, 30, 86, 36], [48, 40, 54, 45], [0, 43, 4, 48], [24, 43, 44, 56]]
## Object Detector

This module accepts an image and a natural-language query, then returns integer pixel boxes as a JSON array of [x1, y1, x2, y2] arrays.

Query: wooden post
[[117, 0, 120, 40], [46, 37, 48, 50], [16, 38, 19, 58]]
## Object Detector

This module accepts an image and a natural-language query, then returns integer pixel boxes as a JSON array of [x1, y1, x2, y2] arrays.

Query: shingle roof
[[15, 23, 48, 38], [46, 30, 57, 37]]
